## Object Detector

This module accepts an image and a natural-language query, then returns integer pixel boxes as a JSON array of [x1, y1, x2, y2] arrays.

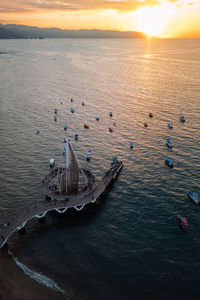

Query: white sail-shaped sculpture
[[58, 139, 84, 194]]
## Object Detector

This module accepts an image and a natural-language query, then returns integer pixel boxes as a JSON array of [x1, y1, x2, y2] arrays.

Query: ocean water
[[0, 38, 200, 300]]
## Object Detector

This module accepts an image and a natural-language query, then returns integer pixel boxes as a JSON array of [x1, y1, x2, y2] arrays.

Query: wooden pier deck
[[0, 160, 122, 249]]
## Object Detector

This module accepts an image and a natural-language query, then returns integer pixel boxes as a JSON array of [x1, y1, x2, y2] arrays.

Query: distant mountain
[[0, 24, 145, 39], [0, 26, 25, 39]]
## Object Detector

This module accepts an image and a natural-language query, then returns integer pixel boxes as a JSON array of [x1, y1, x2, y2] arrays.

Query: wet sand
[[0, 252, 65, 300]]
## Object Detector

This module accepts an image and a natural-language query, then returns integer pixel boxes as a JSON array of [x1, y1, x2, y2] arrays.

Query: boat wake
[[8, 250, 65, 295]]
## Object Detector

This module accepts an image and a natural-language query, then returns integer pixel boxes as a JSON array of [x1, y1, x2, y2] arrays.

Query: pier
[[0, 160, 122, 249]]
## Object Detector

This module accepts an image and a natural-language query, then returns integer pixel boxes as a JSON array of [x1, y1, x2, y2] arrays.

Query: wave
[[8, 250, 65, 295]]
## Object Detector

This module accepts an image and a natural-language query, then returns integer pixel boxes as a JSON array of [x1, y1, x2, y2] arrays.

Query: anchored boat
[[187, 192, 199, 204]]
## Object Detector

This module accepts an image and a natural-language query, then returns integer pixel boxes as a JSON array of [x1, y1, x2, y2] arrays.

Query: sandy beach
[[0, 251, 65, 300]]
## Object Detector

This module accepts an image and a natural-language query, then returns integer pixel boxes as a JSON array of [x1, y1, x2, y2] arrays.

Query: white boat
[[86, 150, 91, 161], [129, 141, 134, 149], [109, 112, 113, 117], [64, 124, 67, 130], [164, 157, 173, 168], [71, 108, 74, 113], [96, 114, 99, 121], [168, 123, 173, 129], [166, 139, 172, 148], [180, 116, 185, 122], [50, 158, 55, 167], [187, 192, 199, 204]]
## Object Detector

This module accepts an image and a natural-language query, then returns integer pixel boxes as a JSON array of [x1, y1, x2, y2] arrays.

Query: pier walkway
[[0, 161, 122, 249]]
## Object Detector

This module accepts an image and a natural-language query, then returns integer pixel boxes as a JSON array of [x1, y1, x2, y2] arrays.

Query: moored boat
[[177, 214, 189, 232], [187, 192, 199, 204], [168, 123, 173, 129], [86, 150, 91, 161], [129, 141, 134, 149], [180, 116, 185, 122], [164, 157, 174, 168], [166, 139, 172, 148], [50, 158, 55, 167]]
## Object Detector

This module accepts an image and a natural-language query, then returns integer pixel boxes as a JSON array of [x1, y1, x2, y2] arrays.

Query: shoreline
[[0, 251, 66, 300]]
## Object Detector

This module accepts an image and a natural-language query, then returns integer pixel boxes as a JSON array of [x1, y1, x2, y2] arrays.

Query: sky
[[0, 0, 200, 38]]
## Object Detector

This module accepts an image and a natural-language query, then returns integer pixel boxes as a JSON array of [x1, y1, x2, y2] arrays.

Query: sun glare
[[136, 5, 175, 38]]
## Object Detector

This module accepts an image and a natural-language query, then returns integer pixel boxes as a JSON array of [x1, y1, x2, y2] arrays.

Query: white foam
[[9, 251, 65, 295]]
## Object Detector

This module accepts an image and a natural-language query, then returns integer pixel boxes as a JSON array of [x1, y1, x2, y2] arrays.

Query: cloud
[[0, 0, 199, 15], [0, 0, 161, 14]]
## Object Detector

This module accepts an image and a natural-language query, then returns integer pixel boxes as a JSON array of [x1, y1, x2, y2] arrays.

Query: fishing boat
[[54, 108, 57, 114], [166, 139, 172, 148], [71, 108, 74, 113], [168, 123, 173, 129], [109, 128, 113, 132], [144, 123, 148, 127], [187, 192, 199, 204], [180, 116, 185, 122], [84, 124, 89, 129], [109, 112, 113, 117], [177, 215, 189, 232], [35, 130, 40, 135], [64, 124, 67, 130], [87, 150, 92, 161], [75, 134, 79, 140], [54, 115, 57, 121], [149, 113, 153, 118], [96, 114, 99, 121], [71, 98, 73, 103], [82, 101, 85, 106], [164, 157, 174, 168]]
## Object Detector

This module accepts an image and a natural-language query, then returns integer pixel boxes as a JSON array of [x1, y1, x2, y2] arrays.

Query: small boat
[[54, 108, 57, 114], [168, 123, 173, 129], [129, 141, 134, 149], [64, 124, 67, 130], [109, 112, 113, 117], [50, 158, 55, 167], [54, 115, 57, 121], [180, 116, 185, 122], [82, 101, 85, 106], [109, 127, 113, 132], [75, 134, 79, 140], [177, 214, 189, 232], [35, 130, 40, 135], [86, 150, 91, 161], [71, 98, 73, 103], [166, 139, 172, 148], [164, 157, 174, 168], [84, 124, 89, 129], [144, 123, 148, 128], [61, 102, 62, 105], [96, 114, 99, 121], [149, 113, 153, 118], [71, 108, 74, 113], [187, 192, 199, 204]]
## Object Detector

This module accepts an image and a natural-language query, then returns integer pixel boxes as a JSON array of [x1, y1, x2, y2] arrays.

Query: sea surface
[[0, 38, 200, 300]]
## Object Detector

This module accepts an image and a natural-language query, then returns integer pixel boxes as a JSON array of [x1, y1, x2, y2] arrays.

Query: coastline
[[0, 252, 66, 300]]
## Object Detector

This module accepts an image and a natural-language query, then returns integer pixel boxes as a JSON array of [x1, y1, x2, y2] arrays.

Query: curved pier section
[[0, 160, 122, 249]]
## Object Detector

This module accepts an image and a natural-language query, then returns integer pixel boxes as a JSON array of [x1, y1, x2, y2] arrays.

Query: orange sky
[[0, 0, 200, 38]]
